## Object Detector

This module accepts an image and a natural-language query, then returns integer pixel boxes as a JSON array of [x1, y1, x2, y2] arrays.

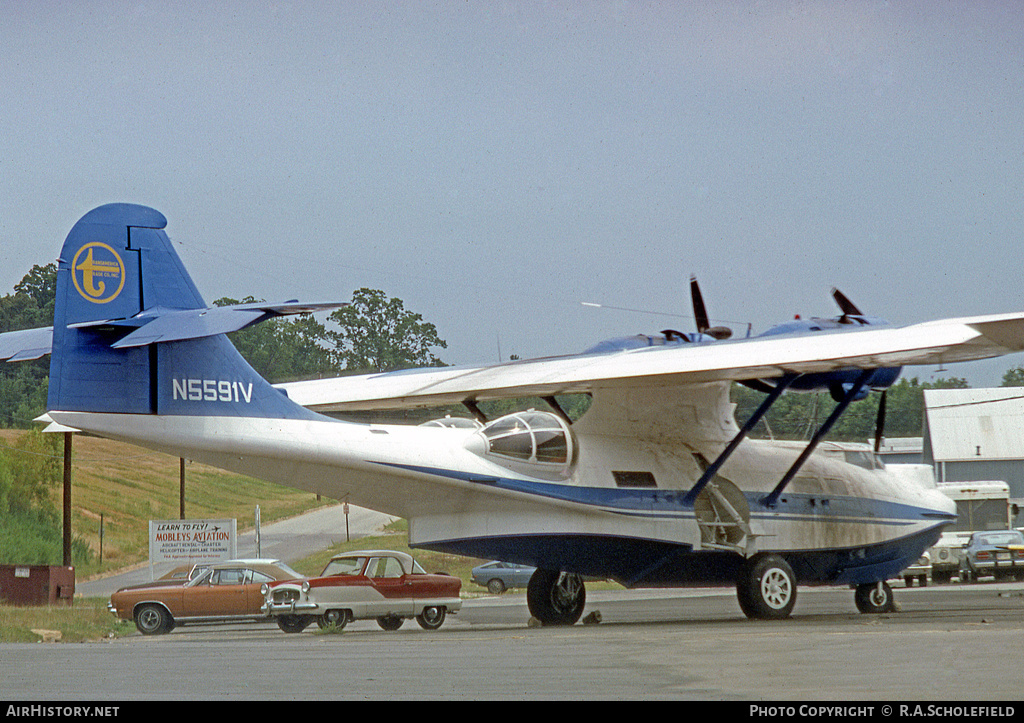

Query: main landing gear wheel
[[526, 569, 586, 626], [854, 581, 896, 614], [736, 554, 797, 620]]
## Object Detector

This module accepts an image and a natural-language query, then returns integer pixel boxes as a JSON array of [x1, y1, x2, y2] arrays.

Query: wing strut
[[682, 374, 795, 506], [463, 399, 488, 424], [760, 369, 873, 509], [542, 396, 573, 424]]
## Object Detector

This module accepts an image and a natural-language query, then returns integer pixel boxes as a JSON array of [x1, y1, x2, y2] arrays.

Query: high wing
[[279, 312, 1024, 412]]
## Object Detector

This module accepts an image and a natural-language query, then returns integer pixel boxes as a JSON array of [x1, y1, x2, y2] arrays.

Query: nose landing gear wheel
[[854, 581, 896, 614], [527, 569, 586, 626], [737, 554, 797, 620]]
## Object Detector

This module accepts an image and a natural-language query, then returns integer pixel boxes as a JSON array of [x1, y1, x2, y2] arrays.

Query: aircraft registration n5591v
[[12, 203, 1024, 623]]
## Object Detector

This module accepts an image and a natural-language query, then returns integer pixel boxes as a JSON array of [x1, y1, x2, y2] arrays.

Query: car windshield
[[321, 557, 367, 576], [977, 531, 1024, 546], [274, 563, 304, 580]]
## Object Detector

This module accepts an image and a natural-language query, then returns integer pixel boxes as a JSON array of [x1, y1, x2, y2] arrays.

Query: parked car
[[959, 530, 1024, 582], [263, 549, 462, 632], [108, 559, 305, 635], [110, 562, 211, 592], [471, 560, 537, 594], [897, 551, 932, 587]]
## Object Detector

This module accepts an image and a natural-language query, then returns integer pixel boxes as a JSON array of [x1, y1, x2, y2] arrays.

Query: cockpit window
[[843, 449, 884, 471], [480, 411, 572, 466]]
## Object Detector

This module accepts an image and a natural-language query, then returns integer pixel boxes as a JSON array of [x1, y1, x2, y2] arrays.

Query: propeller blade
[[690, 276, 710, 334], [873, 390, 888, 454], [689, 276, 733, 339], [832, 288, 864, 324]]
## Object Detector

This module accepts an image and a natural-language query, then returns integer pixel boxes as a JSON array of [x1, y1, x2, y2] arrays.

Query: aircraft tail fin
[[47, 203, 331, 420]]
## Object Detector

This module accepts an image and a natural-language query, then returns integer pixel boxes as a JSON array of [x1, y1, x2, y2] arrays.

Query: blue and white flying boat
[[12, 203, 1024, 623]]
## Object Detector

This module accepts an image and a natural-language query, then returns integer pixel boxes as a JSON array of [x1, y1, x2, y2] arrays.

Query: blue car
[[960, 530, 1024, 582], [471, 560, 537, 594]]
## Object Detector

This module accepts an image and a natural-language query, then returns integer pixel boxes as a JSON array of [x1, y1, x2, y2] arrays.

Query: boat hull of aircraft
[[30, 203, 1024, 624], [49, 398, 952, 591]]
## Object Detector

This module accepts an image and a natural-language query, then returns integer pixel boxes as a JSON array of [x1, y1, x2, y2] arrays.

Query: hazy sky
[[3, 1, 1023, 384]]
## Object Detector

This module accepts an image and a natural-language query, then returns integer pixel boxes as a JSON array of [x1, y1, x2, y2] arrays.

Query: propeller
[[689, 276, 733, 340]]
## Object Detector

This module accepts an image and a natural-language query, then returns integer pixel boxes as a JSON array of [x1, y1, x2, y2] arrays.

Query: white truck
[[930, 481, 1017, 583]]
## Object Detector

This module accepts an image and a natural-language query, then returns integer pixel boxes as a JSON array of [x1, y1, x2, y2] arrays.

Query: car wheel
[[736, 554, 796, 620], [487, 578, 506, 595], [134, 604, 171, 635], [854, 581, 896, 614], [377, 615, 405, 631], [276, 615, 312, 633], [317, 609, 350, 630], [415, 606, 446, 630]]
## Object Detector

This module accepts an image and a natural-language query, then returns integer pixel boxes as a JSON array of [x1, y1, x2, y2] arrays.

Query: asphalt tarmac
[[4, 582, 1024, 702]]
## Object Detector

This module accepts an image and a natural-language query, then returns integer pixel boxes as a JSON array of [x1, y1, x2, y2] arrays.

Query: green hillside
[[0, 429, 331, 580]]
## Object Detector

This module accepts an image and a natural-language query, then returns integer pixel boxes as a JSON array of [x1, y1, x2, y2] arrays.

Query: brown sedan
[[108, 559, 305, 635]]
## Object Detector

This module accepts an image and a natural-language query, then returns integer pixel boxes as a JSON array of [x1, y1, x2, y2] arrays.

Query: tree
[[327, 288, 447, 373], [0, 263, 57, 427], [13, 263, 57, 315], [1001, 367, 1024, 386]]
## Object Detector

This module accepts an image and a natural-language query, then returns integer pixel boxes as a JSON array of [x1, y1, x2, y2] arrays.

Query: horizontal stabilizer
[[0, 326, 53, 362], [69, 301, 346, 349]]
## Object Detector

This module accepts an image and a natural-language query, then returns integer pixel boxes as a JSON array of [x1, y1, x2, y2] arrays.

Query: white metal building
[[922, 387, 1024, 499]]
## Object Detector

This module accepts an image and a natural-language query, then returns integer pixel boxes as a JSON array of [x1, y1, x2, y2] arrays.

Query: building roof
[[924, 388, 1024, 462]]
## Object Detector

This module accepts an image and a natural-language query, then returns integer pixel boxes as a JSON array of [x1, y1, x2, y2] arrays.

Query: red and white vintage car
[[262, 549, 462, 632]]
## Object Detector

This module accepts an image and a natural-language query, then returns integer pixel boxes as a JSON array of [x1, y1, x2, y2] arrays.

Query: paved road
[[5, 582, 1024, 701], [76, 504, 396, 598]]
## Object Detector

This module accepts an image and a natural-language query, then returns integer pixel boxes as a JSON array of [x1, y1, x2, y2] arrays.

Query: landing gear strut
[[527, 568, 586, 626]]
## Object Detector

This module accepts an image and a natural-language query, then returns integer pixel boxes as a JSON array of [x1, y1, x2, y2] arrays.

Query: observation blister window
[[479, 411, 573, 467]]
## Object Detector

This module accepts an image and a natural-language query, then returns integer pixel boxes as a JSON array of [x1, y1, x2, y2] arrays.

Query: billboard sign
[[149, 519, 237, 568]]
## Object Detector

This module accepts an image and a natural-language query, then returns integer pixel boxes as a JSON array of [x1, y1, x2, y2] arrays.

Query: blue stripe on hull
[[376, 461, 954, 528]]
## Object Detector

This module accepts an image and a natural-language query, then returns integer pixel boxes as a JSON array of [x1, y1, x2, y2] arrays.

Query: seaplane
[[7, 203, 1024, 623]]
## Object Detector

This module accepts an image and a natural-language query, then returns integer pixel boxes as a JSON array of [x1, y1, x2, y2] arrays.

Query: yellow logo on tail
[[71, 242, 125, 303]]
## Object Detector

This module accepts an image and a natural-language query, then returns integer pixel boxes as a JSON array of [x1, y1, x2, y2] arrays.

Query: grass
[[0, 598, 134, 643]]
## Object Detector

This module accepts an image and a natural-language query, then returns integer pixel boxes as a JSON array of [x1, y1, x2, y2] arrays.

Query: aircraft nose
[[927, 487, 957, 517]]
